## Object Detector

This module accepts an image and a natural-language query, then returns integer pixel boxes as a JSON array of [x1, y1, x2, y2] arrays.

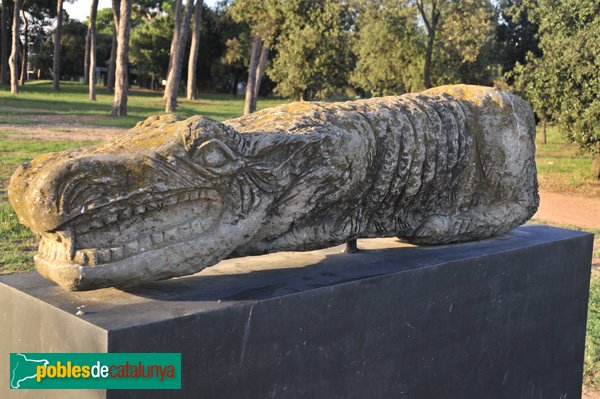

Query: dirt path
[[0, 123, 127, 142], [1, 109, 116, 124], [533, 190, 600, 230], [584, 388, 600, 399]]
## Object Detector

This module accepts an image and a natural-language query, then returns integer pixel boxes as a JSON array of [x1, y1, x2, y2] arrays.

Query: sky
[[64, 0, 219, 22]]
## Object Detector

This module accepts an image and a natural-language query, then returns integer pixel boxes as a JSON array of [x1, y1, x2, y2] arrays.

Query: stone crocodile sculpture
[[8, 85, 539, 291]]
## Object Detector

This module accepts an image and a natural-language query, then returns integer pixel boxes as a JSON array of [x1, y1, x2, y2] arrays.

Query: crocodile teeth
[[178, 192, 190, 202], [38, 240, 46, 256], [97, 248, 112, 264], [124, 241, 138, 257], [177, 224, 192, 237], [164, 196, 177, 206], [84, 250, 98, 265], [73, 250, 88, 265], [164, 227, 178, 241], [151, 232, 164, 244], [69, 188, 222, 235], [104, 213, 118, 224], [56, 188, 223, 266], [138, 236, 152, 252], [119, 207, 132, 219], [110, 247, 124, 261]]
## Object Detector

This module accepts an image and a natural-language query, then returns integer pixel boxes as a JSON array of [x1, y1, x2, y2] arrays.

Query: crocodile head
[[8, 115, 310, 290]]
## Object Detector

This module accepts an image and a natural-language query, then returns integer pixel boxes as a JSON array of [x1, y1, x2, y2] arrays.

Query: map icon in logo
[[10, 353, 49, 389]]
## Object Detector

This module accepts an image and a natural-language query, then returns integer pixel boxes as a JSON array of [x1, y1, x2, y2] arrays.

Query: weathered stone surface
[[8, 85, 539, 290]]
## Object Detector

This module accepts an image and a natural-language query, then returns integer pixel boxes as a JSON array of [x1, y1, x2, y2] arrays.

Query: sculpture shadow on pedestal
[[117, 228, 541, 303]]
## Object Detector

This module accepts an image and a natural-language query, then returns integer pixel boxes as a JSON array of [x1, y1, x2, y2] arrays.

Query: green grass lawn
[[0, 133, 97, 273], [1, 81, 600, 390], [586, 268, 600, 389], [536, 126, 600, 196], [0, 80, 289, 127]]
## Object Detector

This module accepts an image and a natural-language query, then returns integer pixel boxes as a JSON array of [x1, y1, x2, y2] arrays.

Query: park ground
[[1, 81, 600, 392]]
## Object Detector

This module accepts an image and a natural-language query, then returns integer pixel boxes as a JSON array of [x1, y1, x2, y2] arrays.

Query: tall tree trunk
[[186, 0, 201, 100], [539, 113, 547, 145], [253, 39, 269, 99], [88, 0, 99, 100], [52, 0, 64, 91], [111, 0, 131, 116], [165, 0, 182, 88], [8, 0, 20, 93], [231, 75, 238, 97], [18, 6, 26, 85], [106, 0, 119, 91], [106, 30, 116, 89], [592, 156, 600, 180], [1, 0, 10, 85], [243, 35, 262, 115], [416, 0, 439, 89], [424, 32, 434, 88], [164, 0, 193, 112], [83, 27, 90, 85]]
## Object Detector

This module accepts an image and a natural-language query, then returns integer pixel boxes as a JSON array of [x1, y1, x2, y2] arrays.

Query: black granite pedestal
[[0, 225, 594, 399]]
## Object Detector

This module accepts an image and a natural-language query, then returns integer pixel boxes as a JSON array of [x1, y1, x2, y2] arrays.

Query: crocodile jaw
[[34, 195, 270, 291]]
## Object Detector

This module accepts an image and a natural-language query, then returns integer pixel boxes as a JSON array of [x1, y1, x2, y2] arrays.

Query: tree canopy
[[268, 0, 354, 100], [351, 0, 423, 96], [1, 0, 599, 166], [511, 0, 600, 158]]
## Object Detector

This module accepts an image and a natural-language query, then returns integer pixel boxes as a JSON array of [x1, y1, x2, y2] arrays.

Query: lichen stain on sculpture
[[8, 85, 539, 291]]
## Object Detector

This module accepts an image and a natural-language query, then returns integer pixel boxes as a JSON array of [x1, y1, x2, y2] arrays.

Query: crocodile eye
[[202, 144, 227, 167], [191, 139, 240, 174]]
